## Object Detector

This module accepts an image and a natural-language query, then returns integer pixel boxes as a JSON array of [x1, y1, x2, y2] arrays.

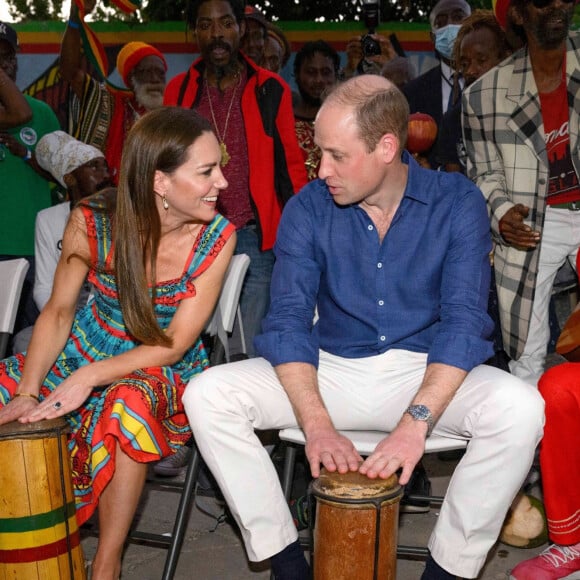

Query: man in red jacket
[[165, 0, 307, 360]]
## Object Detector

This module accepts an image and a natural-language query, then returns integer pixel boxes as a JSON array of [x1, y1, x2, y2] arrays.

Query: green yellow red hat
[[493, 0, 511, 29], [116, 41, 167, 87]]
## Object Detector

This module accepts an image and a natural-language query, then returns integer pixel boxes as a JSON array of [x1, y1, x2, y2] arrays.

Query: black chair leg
[[281, 444, 297, 502], [161, 446, 202, 580]]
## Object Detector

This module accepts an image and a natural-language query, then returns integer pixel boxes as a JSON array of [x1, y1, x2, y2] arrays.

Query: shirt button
[[380, 335, 386, 341], [378, 300, 384, 306], [377, 262, 383, 269], [538, 178, 546, 185], [368, 225, 374, 231]]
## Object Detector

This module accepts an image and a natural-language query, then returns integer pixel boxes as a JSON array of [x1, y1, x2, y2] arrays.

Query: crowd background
[[12, 20, 456, 96]]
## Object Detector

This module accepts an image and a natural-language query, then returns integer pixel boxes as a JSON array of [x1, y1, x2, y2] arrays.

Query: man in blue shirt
[[184, 75, 544, 580]]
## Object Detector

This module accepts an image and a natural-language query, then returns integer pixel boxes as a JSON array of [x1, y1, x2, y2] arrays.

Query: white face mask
[[434, 24, 462, 60]]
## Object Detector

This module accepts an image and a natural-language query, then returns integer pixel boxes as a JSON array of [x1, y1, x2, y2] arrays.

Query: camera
[[361, 34, 381, 58], [357, 0, 381, 74]]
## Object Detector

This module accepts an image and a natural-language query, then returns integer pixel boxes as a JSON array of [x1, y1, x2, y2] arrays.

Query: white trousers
[[184, 349, 544, 579], [509, 207, 580, 385]]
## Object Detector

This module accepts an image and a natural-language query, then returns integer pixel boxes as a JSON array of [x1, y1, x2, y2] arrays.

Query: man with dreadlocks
[[59, 0, 167, 182]]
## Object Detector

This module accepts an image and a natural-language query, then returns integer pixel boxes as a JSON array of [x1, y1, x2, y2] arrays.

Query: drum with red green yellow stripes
[[0, 418, 86, 579]]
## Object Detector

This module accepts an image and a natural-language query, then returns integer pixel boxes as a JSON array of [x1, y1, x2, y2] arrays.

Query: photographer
[[341, 0, 401, 79], [342, 33, 397, 79]]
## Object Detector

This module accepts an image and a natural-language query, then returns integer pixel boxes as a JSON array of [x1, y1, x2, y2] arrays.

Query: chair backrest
[[0, 258, 30, 358], [205, 253, 251, 361]]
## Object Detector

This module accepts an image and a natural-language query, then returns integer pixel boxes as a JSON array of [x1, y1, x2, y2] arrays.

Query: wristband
[[68, 19, 80, 29], [22, 149, 32, 162], [14, 392, 39, 402]]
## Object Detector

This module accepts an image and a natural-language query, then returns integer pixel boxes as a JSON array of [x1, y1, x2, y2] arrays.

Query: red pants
[[539, 363, 580, 545]]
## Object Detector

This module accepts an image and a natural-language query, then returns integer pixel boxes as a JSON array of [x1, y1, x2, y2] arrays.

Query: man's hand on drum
[[20, 367, 95, 423], [0, 394, 38, 425], [359, 421, 426, 485], [304, 426, 363, 478]]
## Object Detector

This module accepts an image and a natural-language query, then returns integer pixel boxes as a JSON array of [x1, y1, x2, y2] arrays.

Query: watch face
[[406, 405, 433, 435], [412, 405, 430, 420]]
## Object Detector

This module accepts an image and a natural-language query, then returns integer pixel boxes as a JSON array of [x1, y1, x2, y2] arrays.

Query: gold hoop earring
[[162, 194, 169, 210]]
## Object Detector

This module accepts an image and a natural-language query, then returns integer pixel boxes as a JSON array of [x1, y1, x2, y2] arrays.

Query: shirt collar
[[441, 60, 455, 83], [318, 151, 430, 207], [401, 151, 430, 205]]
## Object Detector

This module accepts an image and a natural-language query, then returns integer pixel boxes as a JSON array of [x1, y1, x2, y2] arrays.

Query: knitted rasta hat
[[493, 0, 511, 28], [116, 41, 167, 87]]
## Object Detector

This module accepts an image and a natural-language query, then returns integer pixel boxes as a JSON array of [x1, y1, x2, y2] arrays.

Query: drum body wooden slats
[[0, 418, 86, 579], [311, 469, 403, 580]]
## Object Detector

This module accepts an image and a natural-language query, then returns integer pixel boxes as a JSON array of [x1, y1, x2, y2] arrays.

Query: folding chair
[[278, 427, 468, 559], [127, 253, 251, 580], [205, 253, 251, 363], [0, 258, 30, 359]]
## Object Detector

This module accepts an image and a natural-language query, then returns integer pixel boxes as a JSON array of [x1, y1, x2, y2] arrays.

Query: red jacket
[[164, 55, 307, 250]]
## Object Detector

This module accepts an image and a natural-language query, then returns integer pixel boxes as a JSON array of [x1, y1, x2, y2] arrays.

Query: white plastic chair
[[0, 258, 30, 359], [278, 427, 468, 558], [205, 253, 251, 362]]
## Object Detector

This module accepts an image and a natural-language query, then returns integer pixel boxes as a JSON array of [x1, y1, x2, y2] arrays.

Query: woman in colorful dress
[[0, 106, 236, 580]]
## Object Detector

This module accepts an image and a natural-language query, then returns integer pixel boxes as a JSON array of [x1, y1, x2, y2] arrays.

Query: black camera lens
[[361, 34, 381, 58]]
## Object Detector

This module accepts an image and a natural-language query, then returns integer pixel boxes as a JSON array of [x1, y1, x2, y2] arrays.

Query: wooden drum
[[311, 468, 403, 580], [0, 418, 86, 579]]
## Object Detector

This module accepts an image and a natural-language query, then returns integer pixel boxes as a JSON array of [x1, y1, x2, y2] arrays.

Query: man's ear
[[239, 18, 247, 39], [378, 133, 400, 164], [63, 172, 76, 188], [127, 71, 136, 92]]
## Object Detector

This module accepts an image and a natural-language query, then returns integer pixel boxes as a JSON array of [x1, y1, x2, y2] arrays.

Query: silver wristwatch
[[404, 404, 434, 436]]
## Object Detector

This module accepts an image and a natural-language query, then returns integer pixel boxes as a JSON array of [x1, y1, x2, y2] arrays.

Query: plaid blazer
[[462, 34, 580, 359]]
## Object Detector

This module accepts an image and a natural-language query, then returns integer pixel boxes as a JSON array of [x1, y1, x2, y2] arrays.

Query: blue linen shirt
[[255, 153, 494, 372]]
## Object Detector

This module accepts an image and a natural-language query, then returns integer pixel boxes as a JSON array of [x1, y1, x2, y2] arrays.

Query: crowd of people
[[0, 0, 579, 579]]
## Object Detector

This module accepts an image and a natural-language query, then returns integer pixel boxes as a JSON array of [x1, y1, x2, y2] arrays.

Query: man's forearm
[[274, 362, 334, 435], [405, 362, 467, 425], [59, 3, 85, 94], [0, 68, 32, 129]]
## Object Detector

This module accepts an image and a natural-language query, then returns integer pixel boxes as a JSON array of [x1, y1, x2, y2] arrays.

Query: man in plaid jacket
[[463, 0, 580, 385]]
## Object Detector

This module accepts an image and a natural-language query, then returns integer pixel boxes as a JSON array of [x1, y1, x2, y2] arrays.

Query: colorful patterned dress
[[0, 199, 235, 524]]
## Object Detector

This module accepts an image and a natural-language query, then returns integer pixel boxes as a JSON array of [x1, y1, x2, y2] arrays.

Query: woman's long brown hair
[[114, 106, 213, 346]]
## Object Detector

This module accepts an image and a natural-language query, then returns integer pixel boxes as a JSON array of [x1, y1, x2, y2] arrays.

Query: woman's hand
[[20, 366, 96, 423], [0, 396, 39, 426]]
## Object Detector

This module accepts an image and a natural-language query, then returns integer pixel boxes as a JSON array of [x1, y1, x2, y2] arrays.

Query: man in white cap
[[12, 131, 111, 353], [403, 0, 471, 167]]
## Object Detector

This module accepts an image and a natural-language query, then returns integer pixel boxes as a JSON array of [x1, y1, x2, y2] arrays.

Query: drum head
[[0, 418, 69, 440], [313, 468, 401, 501]]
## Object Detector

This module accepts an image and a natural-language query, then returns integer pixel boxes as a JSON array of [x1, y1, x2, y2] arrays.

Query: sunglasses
[[531, 0, 575, 8]]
